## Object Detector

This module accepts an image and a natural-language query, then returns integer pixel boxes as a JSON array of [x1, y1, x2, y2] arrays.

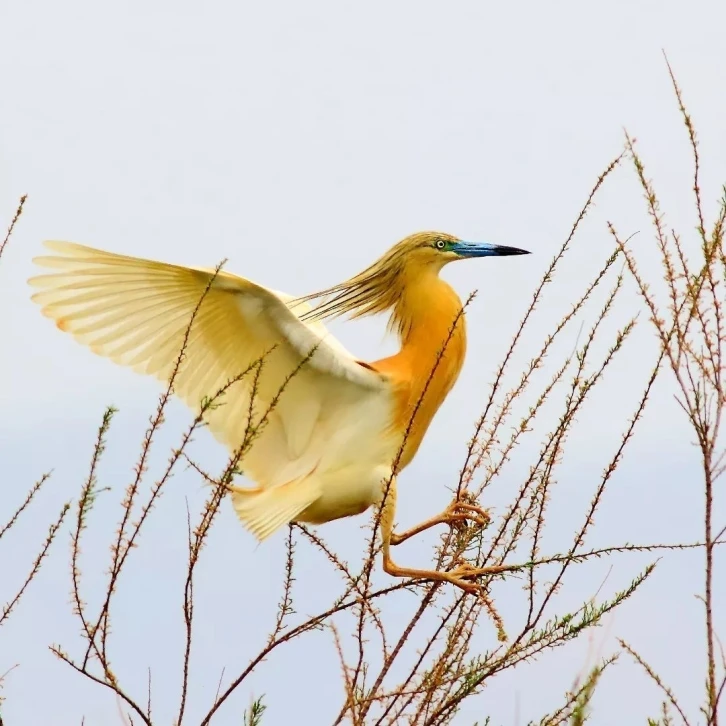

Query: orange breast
[[371, 275, 467, 470]]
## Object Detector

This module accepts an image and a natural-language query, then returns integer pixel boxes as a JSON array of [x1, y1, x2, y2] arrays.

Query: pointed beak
[[450, 241, 531, 258]]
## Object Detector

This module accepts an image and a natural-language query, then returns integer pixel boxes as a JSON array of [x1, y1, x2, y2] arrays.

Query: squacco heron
[[29, 232, 529, 593]]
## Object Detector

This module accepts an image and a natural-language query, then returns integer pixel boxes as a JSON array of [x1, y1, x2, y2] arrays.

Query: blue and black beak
[[450, 241, 531, 258]]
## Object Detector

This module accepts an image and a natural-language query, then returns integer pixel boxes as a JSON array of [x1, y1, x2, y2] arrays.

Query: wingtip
[[40, 240, 71, 253], [29, 241, 77, 270], [27, 272, 58, 292], [40, 239, 110, 258]]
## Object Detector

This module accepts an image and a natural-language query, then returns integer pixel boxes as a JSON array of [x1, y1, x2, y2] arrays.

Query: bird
[[29, 232, 529, 593]]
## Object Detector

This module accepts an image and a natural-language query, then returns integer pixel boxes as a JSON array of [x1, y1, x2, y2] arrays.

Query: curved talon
[[442, 500, 490, 534], [390, 497, 490, 546], [443, 563, 500, 594], [437, 564, 494, 594], [384, 558, 497, 595], [453, 563, 485, 578], [448, 511, 489, 529], [446, 500, 490, 525]]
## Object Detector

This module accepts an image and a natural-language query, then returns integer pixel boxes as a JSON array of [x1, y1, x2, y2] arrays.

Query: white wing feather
[[29, 241, 391, 488]]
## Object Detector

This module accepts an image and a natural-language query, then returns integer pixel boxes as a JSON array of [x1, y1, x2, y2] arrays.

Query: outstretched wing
[[29, 241, 390, 481]]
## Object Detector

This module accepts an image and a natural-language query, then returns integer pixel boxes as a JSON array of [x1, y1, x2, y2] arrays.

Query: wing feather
[[29, 241, 389, 481]]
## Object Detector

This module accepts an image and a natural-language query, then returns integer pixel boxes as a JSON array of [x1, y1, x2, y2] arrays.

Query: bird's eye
[[435, 239, 447, 250]]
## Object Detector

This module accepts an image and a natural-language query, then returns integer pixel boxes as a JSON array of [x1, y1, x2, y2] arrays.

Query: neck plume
[[296, 245, 414, 337]]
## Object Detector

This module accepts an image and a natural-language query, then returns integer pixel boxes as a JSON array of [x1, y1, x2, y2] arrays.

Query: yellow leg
[[390, 498, 490, 546], [379, 477, 507, 595]]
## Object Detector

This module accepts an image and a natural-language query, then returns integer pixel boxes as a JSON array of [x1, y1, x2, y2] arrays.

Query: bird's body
[[29, 231, 528, 593], [300, 268, 468, 525]]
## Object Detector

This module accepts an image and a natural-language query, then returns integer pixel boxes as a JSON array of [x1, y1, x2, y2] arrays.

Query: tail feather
[[231, 477, 321, 541]]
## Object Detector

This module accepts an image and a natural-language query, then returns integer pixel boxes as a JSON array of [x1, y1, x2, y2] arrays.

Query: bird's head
[[300, 231, 530, 324], [394, 231, 530, 272]]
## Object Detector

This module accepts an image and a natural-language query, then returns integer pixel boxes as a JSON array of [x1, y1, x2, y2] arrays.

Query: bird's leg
[[389, 493, 490, 546], [379, 478, 507, 595]]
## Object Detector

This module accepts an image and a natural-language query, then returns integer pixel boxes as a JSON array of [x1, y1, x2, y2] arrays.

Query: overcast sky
[[1, 1, 725, 724]]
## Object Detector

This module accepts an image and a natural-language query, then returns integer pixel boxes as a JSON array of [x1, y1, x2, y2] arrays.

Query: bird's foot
[[383, 556, 507, 595], [389, 494, 490, 546], [442, 562, 496, 594], [441, 496, 491, 531]]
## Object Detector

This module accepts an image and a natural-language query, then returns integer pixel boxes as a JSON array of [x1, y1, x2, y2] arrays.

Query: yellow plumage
[[29, 232, 529, 593]]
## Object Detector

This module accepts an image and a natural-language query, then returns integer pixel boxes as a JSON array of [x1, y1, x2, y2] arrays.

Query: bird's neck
[[397, 270, 465, 354], [373, 268, 468, 467]]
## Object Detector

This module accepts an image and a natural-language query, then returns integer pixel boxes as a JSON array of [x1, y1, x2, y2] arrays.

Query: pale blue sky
[[1, 1, 724, 724]]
